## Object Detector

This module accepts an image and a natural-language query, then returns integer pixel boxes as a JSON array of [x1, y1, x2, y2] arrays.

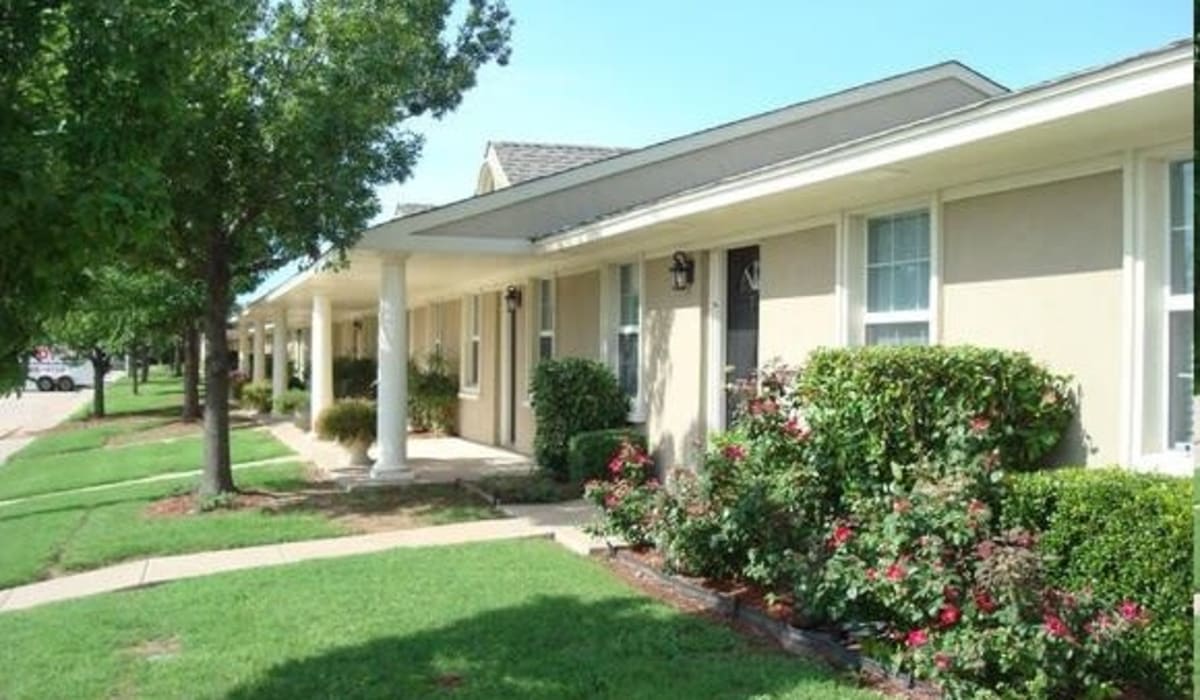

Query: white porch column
[[252, 319, 266, 383], [310, 295, 334, 429], [237, 323, 250, 373], [373, 255, 411, 479], [271, 309, 288, 406], [296, 328, 307, 379]]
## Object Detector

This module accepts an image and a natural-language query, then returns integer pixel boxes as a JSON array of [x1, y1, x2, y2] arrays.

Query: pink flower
[[827, 523, 853, 549], [1043, 613, 1074, 641], [904, 628, 929, 648], [933, 652, 953, 671], [607, 456, 623, 476], [865, 567, 877, 581], [722, 443, 747, 461], [1117, 600, 1149, 625], [969, 415, 991, 435], [604, 492, 620, 509], [937, 603, 961, 628], [892, 498, 911, 514], [885, 562, 906, 582], [975, 541, 996, 560]]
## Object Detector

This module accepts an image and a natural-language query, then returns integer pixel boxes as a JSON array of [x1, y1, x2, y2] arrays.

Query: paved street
[[0, 387, 93, 464]]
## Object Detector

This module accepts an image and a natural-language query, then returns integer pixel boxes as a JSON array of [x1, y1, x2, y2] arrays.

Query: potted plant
[[315, 399, 376, 466], [241, 381, 273, 414], [274, 389, 310, 429]]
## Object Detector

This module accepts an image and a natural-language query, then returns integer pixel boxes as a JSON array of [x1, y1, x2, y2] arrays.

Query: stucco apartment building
[[237, 39, 1194, 480]]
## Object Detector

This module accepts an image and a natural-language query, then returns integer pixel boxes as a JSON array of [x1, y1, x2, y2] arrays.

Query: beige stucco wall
[[644, 252, 708, 469], [513, 283, 535, 454], [759, 224, 838, 367], [555, 270, 601, 360], [457, 292, 499, 445], [941, 171, 1123, 465]]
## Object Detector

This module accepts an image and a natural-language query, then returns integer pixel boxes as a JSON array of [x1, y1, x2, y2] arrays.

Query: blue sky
[[244, 0, 1191, 301]]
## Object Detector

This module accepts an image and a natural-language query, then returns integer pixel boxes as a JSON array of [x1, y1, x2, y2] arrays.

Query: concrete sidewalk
[[0, 503, 607, 614]]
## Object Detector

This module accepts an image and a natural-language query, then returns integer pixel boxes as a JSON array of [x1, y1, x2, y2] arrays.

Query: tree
[[151, 1, 512, 496], [0, 2, 231, 394]]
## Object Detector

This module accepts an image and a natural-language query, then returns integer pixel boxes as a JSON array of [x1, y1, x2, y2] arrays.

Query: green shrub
[[567, 428, 646, 484], [795, 346, 1073, 497], [584, 439, 659, 545], [333, 357, 376, 398], [477, 471, 579, 503], [240, 381, 273, 413], [530, 358, 629, 478], [273, 388, 308, 414], [408, 349, 458, 434], [1002, 468, 1191, 698], [315, 399, 376, 446]]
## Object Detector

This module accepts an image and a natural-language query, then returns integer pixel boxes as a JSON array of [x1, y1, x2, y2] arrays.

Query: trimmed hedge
[[1002, 468, 1191, 698], [795, 346, 1073, 496], [530, 358, 629, 478], [240, 381, 273, 413], [567, 428, 647, 484]]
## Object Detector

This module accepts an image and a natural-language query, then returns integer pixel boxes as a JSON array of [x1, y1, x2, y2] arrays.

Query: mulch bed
[[606, 547, 940, 700]]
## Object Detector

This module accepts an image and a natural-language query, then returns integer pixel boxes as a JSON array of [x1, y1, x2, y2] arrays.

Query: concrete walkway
[[267, 421, 535, 484], [0, 503, 606, 613], [0, 388, 94, 465]]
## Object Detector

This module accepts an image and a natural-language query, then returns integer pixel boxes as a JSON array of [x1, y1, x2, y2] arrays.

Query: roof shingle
[[490, 141, 630, 184]]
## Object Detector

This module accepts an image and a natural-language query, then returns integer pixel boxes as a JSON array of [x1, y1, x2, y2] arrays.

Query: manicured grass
[[0, 463, 343, 588], [75, 369, 195, 420], [8, 417, 173, 462], [0, 539, 877, 699], [0, 427, 291, 501]]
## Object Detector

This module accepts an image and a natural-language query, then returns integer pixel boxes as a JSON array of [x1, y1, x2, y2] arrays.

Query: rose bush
[[583, 439, 659, 546]]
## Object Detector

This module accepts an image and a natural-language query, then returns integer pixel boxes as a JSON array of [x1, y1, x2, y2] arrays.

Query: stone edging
[[608, 548, 930, 694]]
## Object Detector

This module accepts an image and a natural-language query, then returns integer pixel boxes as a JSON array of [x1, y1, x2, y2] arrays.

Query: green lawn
[[74, 370, 197, 419], [0, 427, 291, 501], [0, 539, 877, 699], [0, 463, 344, 588]]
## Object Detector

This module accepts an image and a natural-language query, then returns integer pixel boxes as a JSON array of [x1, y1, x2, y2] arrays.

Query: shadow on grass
[[225, 595, 855, 700]]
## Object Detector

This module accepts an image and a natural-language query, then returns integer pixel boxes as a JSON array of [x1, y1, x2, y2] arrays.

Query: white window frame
[[537, 277, 555, 363], [601, 260, 645, 422], [431, 303, 443, 354], [857, 203, 938, 346], [1162, 158, 1193, 455], [461, 294, 481, 394]]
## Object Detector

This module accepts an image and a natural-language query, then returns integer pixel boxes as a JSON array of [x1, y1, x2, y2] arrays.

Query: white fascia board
[[538, 48, 1191, 254], [358, 230, 533, 255]]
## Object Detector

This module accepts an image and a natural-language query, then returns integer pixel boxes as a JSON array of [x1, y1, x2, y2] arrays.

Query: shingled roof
[[489, 141, 630, 184]]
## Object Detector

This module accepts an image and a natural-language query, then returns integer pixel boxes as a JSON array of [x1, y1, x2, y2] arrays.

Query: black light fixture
[[503, 285, 522, 312], [669, 251, 695, 291]]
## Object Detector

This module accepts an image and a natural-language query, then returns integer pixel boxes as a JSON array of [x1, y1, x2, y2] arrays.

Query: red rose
[[933, 652, 952, 671], [904, 628, 929, 648], [885, 562, 906, 582], [722, 443, 747, 461], [1117, 600, 1149, 625], [937, 603, 961, 628], [1043, 613, 1073, 641], [973, 588, 998, 614], [865, 567, 877, 581], [969, 415, 991, 434], [827, 524, 853, 549]]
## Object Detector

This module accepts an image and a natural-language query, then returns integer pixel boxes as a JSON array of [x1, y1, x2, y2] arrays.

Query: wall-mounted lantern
[[503, 285, 523, 312], [669, 251, 695, 291]]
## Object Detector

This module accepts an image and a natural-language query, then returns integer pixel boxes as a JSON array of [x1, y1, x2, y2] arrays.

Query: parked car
[[26, 357, 93, 392]]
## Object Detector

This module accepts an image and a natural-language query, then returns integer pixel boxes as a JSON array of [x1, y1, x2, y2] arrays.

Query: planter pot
[[346, 439, 373, 466]]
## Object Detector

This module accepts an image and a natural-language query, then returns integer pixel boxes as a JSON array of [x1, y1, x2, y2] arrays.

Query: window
[[537, 279, 554, 362], [616, 263, 640, 399], [464, 295, 481, 390], [1166, 160, 1193, 451], [865, 210, 931, 345]]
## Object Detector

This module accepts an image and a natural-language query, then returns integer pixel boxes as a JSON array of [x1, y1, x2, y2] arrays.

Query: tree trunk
[[90, 349, 108, 418], [140, 350, 149, 384], [182, 325, 202, 422], [199, 231, 235, 496], [130, 344, 140, 395]]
